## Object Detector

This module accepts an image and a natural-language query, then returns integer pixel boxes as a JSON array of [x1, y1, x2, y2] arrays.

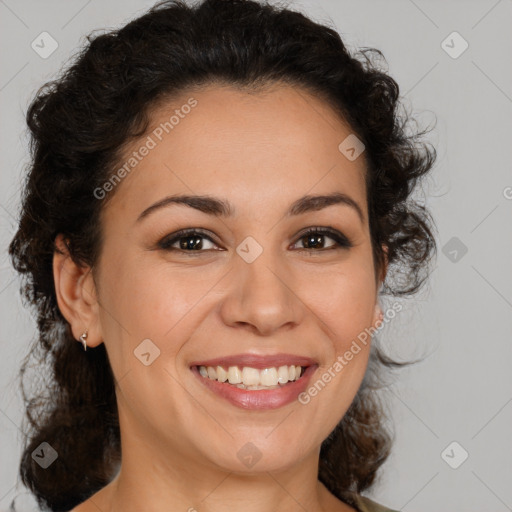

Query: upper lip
[[190, 353, 318, 370]]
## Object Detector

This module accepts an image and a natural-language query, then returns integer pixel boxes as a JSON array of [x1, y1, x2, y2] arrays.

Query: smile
[[189, 354, 318, 410], [197, 364, 306, 389]]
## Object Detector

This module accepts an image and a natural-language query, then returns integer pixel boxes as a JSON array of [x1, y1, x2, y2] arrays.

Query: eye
[[291, 227, 352, 252], [158, 228, 219, 254], [158, 226, 352, 255]]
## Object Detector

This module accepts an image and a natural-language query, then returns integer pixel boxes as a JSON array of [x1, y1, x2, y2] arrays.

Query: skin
[[54, 82, 387, 512]]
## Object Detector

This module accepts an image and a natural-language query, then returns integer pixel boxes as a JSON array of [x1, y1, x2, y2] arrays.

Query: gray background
[[1, 0, 511, 511]]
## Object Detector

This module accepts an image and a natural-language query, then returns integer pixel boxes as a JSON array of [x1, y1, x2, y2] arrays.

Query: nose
[[219, 250, 303, 337]]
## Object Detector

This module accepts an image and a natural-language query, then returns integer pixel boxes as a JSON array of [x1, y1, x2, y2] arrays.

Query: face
[[74, 83, 385, 475]]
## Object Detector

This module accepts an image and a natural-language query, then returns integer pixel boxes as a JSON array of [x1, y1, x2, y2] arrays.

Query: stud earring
[[79, 330, 88, 351]]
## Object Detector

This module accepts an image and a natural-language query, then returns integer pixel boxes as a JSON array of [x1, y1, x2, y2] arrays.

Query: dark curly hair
[[8, 0, 437, 510]]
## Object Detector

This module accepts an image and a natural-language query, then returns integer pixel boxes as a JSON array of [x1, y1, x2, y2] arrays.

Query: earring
[[79, 330, 88, 351]]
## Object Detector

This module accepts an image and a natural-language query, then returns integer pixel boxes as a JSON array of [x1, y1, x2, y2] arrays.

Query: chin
[[199, 435, 311, 475]]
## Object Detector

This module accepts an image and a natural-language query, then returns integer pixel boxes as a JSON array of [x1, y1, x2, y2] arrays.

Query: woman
[[8, 0, 437, 511]]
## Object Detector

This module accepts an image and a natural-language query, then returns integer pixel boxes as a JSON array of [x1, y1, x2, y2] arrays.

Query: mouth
[[189, 354, 318, 410], [194, 363, 308, 390], [196, 365, 307, 391]]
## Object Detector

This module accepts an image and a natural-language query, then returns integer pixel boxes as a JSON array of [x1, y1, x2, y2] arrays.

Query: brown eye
[[292, 227, 352, 252], [159, 229, 219, 253], [158, 226, 352, 255]]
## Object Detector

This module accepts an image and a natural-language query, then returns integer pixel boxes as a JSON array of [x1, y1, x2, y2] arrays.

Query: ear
[[53, 234, 103, 348]]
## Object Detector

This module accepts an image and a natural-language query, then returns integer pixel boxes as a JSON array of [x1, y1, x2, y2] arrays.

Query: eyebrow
[[136, 192, 365, 224]]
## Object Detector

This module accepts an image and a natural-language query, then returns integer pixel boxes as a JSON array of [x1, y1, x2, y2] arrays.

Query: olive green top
[[353, 495, 399, 512]]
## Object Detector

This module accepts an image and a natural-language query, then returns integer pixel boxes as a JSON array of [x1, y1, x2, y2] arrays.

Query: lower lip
[[191, 365, 318, 410]]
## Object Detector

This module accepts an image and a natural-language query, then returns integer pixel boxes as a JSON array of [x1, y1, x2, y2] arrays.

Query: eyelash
[[157, 227, 352, 255]]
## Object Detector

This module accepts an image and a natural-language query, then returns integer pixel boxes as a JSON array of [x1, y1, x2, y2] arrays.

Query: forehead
[[102, 83, 368, 224]]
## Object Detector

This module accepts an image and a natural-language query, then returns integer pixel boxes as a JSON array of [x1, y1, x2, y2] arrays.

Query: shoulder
[[67, 502, 98, 512], [66, 496, 104, 512], [352, 494, 400, 512], [67, 505, 84, 512]]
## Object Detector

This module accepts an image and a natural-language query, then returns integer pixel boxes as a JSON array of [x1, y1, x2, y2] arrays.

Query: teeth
[[216, 365, 228, 382], [227, 366, 242, 384], [277, 365, 289, 384], [242, 367, 260, 386], [197, 364, 305, 387], [260, 367, 278, 386]]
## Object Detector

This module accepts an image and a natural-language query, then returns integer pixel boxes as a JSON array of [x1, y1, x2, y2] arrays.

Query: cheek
[[97, 253, 216, 360], [94, 253, 202, 419], [295, 263, 376, 428], [302, 260, 377, 344]]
